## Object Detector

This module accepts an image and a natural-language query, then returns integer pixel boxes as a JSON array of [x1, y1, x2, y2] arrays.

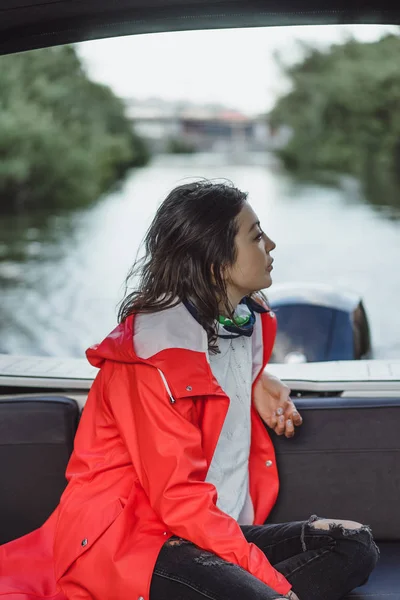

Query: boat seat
[[0, 394, 79, 544], [1, 392, 399, 599], [268, 395, 400, 600]]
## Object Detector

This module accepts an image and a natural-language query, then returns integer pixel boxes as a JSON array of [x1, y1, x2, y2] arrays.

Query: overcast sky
[[78, 24, 397, 115]]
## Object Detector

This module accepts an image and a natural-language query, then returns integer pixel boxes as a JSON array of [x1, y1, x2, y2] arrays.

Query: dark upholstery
[[269, 396, 400, 599], [1, 393, 399, 599], [0, 395, 79, 544]]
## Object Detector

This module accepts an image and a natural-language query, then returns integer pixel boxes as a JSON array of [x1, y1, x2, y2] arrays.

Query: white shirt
[[206, 325, 254, 524]]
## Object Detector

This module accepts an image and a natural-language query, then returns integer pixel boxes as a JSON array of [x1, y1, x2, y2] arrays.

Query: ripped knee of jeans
[[165, 537, 189, 547], [301, 514, 380, 562], [310, 517, 365, 533]]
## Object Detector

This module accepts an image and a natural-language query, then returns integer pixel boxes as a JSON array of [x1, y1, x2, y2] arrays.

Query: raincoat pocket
[[54, 497, 124, 579]]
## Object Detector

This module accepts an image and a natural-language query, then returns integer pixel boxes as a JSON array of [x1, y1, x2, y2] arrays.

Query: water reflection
[[1, 153, 400, 359]]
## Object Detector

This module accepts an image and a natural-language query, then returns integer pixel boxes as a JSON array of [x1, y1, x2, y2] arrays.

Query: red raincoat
[[0, 301, 291, 599]]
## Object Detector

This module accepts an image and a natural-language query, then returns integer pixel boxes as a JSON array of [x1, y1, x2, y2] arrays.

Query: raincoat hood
[[86, 297, 270, 369], [85, 303, 214, 399], [85, 299, 273, 401], [86, 315, 137, 368]]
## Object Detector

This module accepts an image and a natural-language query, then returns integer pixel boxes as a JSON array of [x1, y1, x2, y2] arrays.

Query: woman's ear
[[220, 264, 232, 286], [212, 262, 231, 288], [211, 263, 227, 285], [210, 264, 216, 285]]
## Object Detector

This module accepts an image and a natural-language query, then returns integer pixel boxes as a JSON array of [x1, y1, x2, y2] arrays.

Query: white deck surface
[[0, 354, 399, 393]]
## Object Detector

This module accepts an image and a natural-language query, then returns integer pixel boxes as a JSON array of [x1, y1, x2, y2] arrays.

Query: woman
[[0, 180, 378, 600]]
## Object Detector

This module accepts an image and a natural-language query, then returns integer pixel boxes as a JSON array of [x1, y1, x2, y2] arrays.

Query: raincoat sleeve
[[108, 362, 291, 596]]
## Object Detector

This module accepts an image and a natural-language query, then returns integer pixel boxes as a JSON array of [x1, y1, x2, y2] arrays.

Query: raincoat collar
[[183, 295, 269, 339], [86, 299, 272, 401], [85, 303, 222, 399]]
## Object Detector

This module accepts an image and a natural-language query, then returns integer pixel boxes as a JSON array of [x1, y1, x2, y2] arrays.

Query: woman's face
[[224, 202, 276, 301]]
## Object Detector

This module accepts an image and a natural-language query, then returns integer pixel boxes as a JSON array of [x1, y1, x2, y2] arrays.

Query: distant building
[[124, 98, 291, 153]]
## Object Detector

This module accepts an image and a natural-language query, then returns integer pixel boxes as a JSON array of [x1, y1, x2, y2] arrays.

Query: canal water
[[1, 153, 399, 360]]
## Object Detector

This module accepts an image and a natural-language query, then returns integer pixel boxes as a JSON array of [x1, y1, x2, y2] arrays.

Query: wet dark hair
[[118, 179, 249, 352]]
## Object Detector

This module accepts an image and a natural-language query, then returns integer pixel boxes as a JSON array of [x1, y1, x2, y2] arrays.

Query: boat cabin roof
[[1, 0, 400, 56]]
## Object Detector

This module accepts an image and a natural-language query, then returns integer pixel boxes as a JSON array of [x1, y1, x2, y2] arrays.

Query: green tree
[[270, 33, 400, 209], [0, 46, 149, 213]]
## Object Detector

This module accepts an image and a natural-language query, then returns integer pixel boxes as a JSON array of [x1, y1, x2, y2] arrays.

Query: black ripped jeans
[[150, 516, 379, 600]]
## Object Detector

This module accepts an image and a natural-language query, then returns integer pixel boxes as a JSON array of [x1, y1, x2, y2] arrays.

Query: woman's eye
[[255, 231, 264, 241]]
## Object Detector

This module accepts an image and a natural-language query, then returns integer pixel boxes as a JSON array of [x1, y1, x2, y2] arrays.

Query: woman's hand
[[253, 371, 303, 438]]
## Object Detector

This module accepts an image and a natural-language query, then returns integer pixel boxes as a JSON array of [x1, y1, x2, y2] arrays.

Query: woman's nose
[[265, 235, 276, 252]]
